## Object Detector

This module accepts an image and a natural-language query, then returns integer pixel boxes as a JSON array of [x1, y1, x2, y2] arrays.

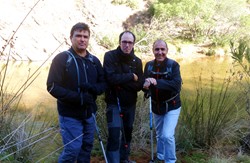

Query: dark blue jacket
[[103, 47, 143, 107], [144, 58, 182, 114], [47, 47, 106, 119]]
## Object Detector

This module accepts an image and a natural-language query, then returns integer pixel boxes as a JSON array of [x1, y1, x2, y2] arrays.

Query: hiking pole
[[149, 92, 154, 163], [92, 113, 108, 163], [117, 97, 129, 150]]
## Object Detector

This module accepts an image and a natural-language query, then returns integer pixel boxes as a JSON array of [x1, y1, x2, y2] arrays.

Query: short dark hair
[[70, 22, 90, 38], [119, 31, 136, 43]]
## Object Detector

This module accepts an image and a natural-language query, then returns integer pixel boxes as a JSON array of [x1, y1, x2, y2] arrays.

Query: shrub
[[177, 73, 246, 150], [149, 0, 249, 44], [99, 36, 116, 50], [111, 0, 140, 9]]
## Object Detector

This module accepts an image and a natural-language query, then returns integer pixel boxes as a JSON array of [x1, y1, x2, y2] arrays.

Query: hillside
[[1, 0, 225, 64], [0, 0, 146, 61]]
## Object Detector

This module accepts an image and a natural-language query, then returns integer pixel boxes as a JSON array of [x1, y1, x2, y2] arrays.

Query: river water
[[0, 56, 235, 109]]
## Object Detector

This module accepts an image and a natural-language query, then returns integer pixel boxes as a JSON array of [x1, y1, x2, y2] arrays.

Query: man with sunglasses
[[103, 31, 143, 163], [143, 39, 182, 163]]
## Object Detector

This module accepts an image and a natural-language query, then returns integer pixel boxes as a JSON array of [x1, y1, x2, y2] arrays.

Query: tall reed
[[177, 73, 246, 152], [0, 0, 66, 162]]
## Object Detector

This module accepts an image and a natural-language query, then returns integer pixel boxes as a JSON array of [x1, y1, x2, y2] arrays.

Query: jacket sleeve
[[143, 62, 150, 78], [46, 53, 82, 104], [156, 61, 182, 93], [121, 58, 143, 92], [103, 52, 134, 84], [90, 57, 107, 95]]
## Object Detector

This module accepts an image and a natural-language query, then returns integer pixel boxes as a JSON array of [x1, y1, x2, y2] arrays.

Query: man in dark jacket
[[47, 22, 106, 163], [143, 39, 182, 163], [103, 31, 143, 163]]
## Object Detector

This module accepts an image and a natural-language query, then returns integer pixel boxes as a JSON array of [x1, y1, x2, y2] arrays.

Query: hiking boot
[[153, 157, 164, 163], [120, 159, 136, 163]]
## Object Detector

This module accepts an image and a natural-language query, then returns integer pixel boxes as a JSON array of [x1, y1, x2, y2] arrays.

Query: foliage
[[230, 38, 250, 155], [131, 24, 151, 54], [235, 155, 250, 163], [111, 0, 140, 9], [229, 38, 250, 108], [148, 0, 249, 44], [230, 38, 250, 112], [131, 92, 151, 151], [1, 0, 250, 162], [177, 74, 246, 150], [0, 49, 59, 162], [230, 38, 250, 64], [181, 150, 208, 163], [0, 107, 58, 162], [0, 1, 61, 162], [99, 36, 117, 50], [205, 48, 216, 56], [131, 17, 174, 56]]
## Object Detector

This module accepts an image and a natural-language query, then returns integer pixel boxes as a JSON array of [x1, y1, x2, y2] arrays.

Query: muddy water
[[0, 56, 234, 109], [0, 61, 55, 109]]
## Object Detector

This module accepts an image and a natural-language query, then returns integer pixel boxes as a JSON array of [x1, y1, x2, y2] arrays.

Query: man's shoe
[[120, 159, 136, 163], [154, 157, 164, 163]]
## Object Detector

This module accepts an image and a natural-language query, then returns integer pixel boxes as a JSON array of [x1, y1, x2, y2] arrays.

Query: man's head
[[153, 39, 168, 62], [119, 31, 136, 54], [70, 22, 90, 54]]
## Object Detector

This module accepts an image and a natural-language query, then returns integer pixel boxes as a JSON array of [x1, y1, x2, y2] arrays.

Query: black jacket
[[47, 47, 106, 119], [103, 47, 143, 107], [144, 58, 182, 114]]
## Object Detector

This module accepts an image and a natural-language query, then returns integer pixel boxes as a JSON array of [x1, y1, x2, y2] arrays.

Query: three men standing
[[47, 22, 181, 163]]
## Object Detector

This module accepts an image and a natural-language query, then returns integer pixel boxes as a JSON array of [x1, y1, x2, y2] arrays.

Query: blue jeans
[[58, 115, 95, 163], [106, 104, 135, 163], [154, 107, 181, 163]]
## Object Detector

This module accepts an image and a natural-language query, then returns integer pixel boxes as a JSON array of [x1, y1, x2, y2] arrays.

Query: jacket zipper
[[156, 67, 160, 114]]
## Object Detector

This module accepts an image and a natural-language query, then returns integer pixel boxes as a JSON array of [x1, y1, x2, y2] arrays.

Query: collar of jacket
[[116, 46, 135, 62], [69, 47, 94, 63], [153, 58, 168, 69]]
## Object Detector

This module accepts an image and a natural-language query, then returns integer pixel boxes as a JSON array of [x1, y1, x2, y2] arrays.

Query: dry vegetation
[[1, 0, 250, 162], [0, 0, 216, 63], [0, 0, 147, 61]]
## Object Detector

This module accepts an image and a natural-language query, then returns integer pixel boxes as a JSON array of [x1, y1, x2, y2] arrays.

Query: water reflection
[[0, 60, 55, 109], [0, 56, 234, 109]]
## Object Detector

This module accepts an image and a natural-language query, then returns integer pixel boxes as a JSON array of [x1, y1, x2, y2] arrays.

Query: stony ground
[[0, 0, 216, 63], [0, 0, 145, 61]]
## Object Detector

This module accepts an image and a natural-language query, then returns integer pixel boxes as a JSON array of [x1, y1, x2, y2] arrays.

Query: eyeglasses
[[121, 41, 134, 45]]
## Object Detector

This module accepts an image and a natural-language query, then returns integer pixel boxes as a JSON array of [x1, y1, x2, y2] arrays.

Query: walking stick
[[92, 113, 108, 163], [149, 92, 154, 163]]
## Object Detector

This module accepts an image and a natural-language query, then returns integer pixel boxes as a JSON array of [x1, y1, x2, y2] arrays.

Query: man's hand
[[82, 92, 94, 105], [133, 73, 138, 81], [80, 83, 97, 94], [143, 78, 157, 89]]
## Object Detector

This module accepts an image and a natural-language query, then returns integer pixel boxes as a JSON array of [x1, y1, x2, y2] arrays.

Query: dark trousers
[[106, 104, 136, 163]]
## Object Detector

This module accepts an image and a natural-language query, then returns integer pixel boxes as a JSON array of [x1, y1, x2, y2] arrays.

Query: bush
[[177, 73, 246, 150], [99, 36, 117, 50], [149, 0, 249, 44], [111, 0, 140, 9]]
